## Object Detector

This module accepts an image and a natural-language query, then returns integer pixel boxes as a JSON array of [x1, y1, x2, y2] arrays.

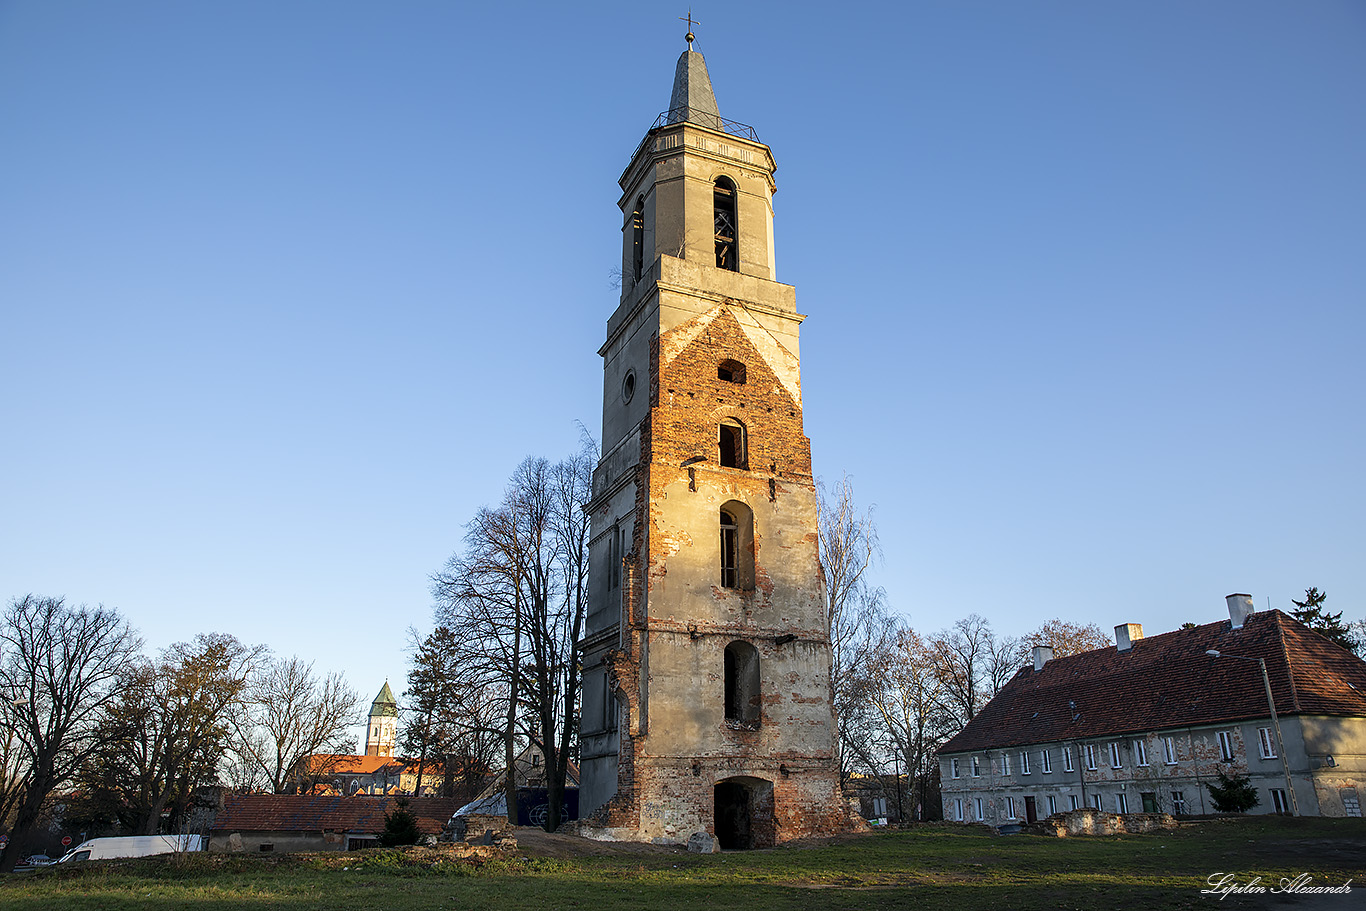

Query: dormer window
[[717, 359, 745, 384], [714, 177, 737, 271]]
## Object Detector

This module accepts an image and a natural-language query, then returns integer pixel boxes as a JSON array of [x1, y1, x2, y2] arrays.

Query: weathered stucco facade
[[939, 600, 1366, 825], [577, 44, 850, 847]]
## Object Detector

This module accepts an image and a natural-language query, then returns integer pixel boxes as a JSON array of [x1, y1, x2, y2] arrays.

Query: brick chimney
[[1226, 593, 1254, 630], [1032, 645, 1054, 671], [1115, 623, 1143, 652]]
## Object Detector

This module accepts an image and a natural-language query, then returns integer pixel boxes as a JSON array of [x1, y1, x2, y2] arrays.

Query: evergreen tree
[[1206, 769, 1260, 813], [1290, 588, 1358, 654], [379, 797, 421, 847]]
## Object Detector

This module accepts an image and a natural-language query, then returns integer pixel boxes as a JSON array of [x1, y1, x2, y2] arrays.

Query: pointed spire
[[667, 47, 722, 131], [370, 681, 398, 717]]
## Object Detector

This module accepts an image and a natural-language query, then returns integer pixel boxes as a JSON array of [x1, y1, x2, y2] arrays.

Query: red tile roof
[[307, 754, 409, 775], [940, 610, 1366, 754], [212, 794, 458, 836]]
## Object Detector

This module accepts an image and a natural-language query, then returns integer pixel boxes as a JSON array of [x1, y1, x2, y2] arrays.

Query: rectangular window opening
[[1218, 731, 1235, 762]]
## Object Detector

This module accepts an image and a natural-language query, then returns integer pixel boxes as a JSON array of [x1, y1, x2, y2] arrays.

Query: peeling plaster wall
[[580, 117, 851, 846]]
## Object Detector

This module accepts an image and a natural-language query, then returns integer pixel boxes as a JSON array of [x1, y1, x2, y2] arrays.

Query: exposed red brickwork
[[654, 307, 812, 481], [585, 301, 860, 845]]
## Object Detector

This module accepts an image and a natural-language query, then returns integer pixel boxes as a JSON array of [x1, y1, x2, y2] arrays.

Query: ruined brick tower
[[578, 38, 850, 847]]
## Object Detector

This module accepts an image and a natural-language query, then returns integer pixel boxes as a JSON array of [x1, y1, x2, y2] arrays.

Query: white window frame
[[1133, 738, 1149, 767], [1108, 741, 1123, 769], [1162, 735, 1177, 765], [1116, 793, 1128, 814], [1041, 749, 1052, 773], [1002, 752, 1011, 775], [951, 757, 961, 779], [974, 796, 984, 820], [1020, 751, 1031, 775], [1091, 794, 1103, 810], [1258, 727, 1277, 759], [971, 755, 981, 777], [1069, 794, 1081, 810], [1047, 795, 1057, 815], [1084, 744, 1097, 771], [1004, 796, 1016, 819], [1218, 730, 1235, 761], [954, 798, 964, 821], [1271, 788, 1289, 815], [1172, 790, 1186, 815], [1063, 746, 1074, 772]]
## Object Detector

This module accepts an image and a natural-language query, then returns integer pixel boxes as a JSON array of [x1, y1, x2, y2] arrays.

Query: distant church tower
[[578, 33, 851, 847], [365, 681, 398, 757]]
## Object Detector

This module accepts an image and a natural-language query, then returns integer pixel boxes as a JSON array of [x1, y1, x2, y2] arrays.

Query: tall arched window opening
[[720, 508, 738, 588], [719, 418, 746, 469], [631, 197, 645, 282], [718, 500, 754, 591], [724, 640, 761, 727], [714, 177, 737, 271]]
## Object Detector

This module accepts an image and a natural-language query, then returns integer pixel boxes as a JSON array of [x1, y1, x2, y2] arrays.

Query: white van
[[58, 835, 203, 863]]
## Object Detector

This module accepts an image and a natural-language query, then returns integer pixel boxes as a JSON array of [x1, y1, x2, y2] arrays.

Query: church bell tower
[[365, 681, 398, 758], [578, 33, 851, 847]]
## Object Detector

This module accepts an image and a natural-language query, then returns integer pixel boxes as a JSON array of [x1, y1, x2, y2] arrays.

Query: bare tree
[[79, 634, 265, 832], [1023, 618, 1111, 658], [0, 595, 140, 872], [927, 614, 1021, 729], [430, 445, 593, 831], [227, 656, 360, 793], [818, 476, 887, 780], [863, 623, 955, 820]]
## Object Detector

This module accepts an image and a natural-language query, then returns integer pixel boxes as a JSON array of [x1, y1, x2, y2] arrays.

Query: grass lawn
[[3, 817, 1363, 910]]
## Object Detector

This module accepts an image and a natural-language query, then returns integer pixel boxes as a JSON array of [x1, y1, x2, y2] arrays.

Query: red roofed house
[[209, 794, 457, 853], [296, 753, 412, 796], [938, 595, 1366, 825]]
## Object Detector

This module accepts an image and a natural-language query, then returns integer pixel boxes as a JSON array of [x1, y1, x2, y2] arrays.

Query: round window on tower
[[622, 369, 637, 404]]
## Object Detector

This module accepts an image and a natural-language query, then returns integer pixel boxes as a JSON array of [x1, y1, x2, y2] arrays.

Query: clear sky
[[2, 1, 1362, 745]]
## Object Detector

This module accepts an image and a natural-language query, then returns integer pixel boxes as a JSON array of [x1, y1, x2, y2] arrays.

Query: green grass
[[4, 817, 1364, 910]]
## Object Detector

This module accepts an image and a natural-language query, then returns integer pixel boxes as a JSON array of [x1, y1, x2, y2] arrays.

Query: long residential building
[[938, 595, 1366, 824]]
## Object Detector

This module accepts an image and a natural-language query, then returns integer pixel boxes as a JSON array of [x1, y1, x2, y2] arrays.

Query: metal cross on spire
[[679, 10, 699, 50]]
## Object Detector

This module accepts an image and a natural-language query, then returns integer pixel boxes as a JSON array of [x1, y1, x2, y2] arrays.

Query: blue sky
[[2, 1, 1362, 742]]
